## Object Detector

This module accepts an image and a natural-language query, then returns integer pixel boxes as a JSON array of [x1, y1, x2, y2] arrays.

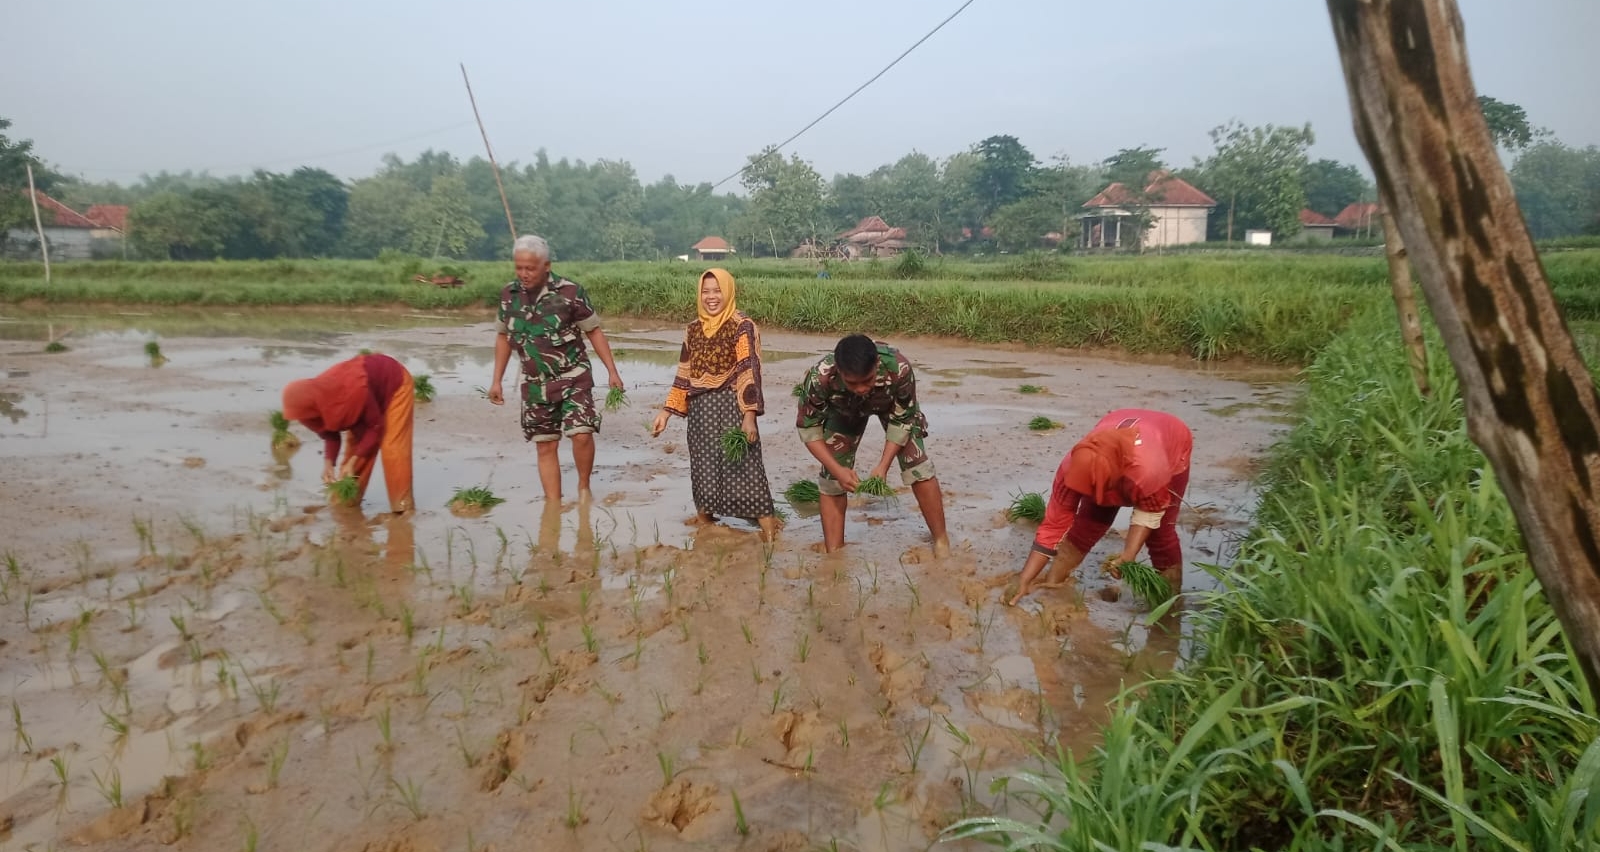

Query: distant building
[[1298, 209, 1338, 242], [1334, 202, 1382, 238], [1080, 171, 1216, 249], [5, 192, 127, 260], [838, 216, 911, 258], [691, 236, 735, 262]]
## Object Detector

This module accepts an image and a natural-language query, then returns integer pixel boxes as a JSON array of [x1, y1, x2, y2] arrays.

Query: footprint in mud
[[479, 727, 528, 792], [771, 709, 828, 768], [932, 604, 973, 642], [869, 644, 927, 706], [643, 778, 719, 833]]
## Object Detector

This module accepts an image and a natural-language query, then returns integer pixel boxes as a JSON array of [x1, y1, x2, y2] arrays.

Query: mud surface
[[0, 307, 1294, 851]]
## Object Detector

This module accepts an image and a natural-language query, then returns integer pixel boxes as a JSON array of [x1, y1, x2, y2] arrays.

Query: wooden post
[[26, 164, 49, 283], [1328, 0, 1600, 694], [1381, 208, 1431, 396], [460, 63, 517, 244]]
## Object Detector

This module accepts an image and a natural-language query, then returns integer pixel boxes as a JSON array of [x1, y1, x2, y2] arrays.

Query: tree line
[[2, 96, 1595, 262]]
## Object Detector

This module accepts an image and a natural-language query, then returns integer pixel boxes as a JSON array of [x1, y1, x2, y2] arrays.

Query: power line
[[710, 0, 978, 190], [68, 120, 479, 178]]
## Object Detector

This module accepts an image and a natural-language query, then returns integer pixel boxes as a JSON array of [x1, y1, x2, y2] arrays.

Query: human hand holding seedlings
[[486, 380, 505, 406], [741, 411, 758, 444], [322, 459, 338, 485], [339, 456, 363, 480], [832, 467, 861, 493]]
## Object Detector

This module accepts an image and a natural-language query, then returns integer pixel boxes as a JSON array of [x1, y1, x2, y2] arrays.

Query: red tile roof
[[1299, 209, 1337, 227], [25, 191, 98, 228], [840, 216, 892, 238], [691, 236, 733, 252], [1084, 173, 1216, 209], [1334, 202, 1381, 229], [85, 204, 129, 231]]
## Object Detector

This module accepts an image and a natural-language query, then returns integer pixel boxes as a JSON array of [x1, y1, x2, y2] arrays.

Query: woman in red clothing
[[1009, 408, 1193, 606], [282, 352, 415, 514]]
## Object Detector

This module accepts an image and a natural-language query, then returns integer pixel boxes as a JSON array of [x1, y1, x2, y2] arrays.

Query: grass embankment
[[951, 318, 1599, 850]]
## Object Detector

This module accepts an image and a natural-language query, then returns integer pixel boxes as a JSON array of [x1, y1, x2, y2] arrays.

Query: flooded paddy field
[[0, 307, 1294, 851]]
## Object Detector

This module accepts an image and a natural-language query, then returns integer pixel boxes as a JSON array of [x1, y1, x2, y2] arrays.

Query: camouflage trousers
[[520, 374, 599, 443]]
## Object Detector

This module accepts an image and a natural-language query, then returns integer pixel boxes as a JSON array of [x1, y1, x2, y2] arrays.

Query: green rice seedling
[[471, 385, 490, 399], [144, 340, 167, 367], [189, 740, 210, 771], [901, 717, 932, 773], [784, 479, 821, 503], [391, 775, 426, 821], [326, 476, 361, 507], [1117, 561, 1173, 609], [720, 425, 750, 462], [581, 622, 598, 654], [731, 790, 749, 836], [449, 485, 506, 514], [657, 751, 677, 785], [1017, 384, 1044, 394], [796, 631, 812, 663], [791, 382, 805, 398], [44, 340, 67, 353], [453, 725, 479, 768], [1027, 416, 1061, 431], [268, 410, 299, 450], [102, 705, 129, 740], [266, 738, 289, 788], [375, 704, 393, 753], [565, 784, 587, 829], [12, 700, 32, 753], [604, 386, 629, 411], [1006, 491, 1047, 523], [856, 475, 895, 498], [412, 374, 436, 402], [740, 618, 754, 645], [91, 766, 123, 809], [242, 669, 282, 715], [242, 816, 259, 852]]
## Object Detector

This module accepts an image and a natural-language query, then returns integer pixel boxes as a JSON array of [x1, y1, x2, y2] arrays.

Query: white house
[[1080, 171, 1216, 249]]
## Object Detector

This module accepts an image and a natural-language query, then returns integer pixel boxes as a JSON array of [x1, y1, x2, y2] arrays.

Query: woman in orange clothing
[[1009, 408, 1193, 605], [650, 268, 780, 540], [282, 352, 415, 514]]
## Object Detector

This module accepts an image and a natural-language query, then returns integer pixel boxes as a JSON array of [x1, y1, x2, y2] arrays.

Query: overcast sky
[[7, 0, 1596, 190]]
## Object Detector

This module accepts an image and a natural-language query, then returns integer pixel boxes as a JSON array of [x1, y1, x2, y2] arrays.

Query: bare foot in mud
[[577, 488, 593, 504], [932, 536, 951, 558], [757, 515, 782, 542], [810, 540, 846, 554], [685, 512, 717, 527]]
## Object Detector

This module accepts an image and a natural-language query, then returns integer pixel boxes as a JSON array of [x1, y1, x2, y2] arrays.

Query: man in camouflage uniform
[[796, 333, 950, 556], [489, 235, 625, 502]]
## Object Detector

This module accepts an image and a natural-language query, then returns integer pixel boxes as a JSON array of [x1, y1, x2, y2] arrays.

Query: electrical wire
[[710, 0, 978, 190]]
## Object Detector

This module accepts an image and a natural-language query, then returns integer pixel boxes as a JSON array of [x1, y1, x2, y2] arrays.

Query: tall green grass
[[949, 318, 1599, 850], [4, 252, 1599, 364]]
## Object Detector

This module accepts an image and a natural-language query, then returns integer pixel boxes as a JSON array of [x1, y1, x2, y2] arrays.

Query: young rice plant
[[1006, 491, 1046, 523], [784, 479, 821, 503], [413, 374, 436, 403]]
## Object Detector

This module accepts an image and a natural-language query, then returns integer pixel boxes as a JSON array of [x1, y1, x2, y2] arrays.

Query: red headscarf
[[1062, 427, 1137, 506], [282, 356, 370, 434]]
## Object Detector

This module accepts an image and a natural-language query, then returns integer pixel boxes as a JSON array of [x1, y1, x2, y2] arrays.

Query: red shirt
[[1033, 409, 1193, 553]]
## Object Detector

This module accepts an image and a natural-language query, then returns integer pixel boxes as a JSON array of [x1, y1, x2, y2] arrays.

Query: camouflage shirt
[[496, 274, 603, 385], [796, 343, 927, 447]]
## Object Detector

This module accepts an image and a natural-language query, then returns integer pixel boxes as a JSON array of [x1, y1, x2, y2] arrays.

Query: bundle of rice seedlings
[[856, 476, 896, 498], [784, 479, 821, 503], [269, 410, 300, 450], [413, 374, 436, 403], [449, 486, 506, 514], [605, 387, 629, 411], [1017, 384, 1044, 394], [1006, 491, 1046, 523], [1028, 416, 1062, 431], [326, 476, 361, 507], [791, 383, 805, 398], [145, 341, 168, 367], [1119, 562, 1174, 609], [44, 340, 67, 353], [721, 426, 750, 462]]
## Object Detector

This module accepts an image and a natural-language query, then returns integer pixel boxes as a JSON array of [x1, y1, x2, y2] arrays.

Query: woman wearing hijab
[[650, 269, 780, 540], [1009, 408, 1193, 605], [282, 352, 415, 514]]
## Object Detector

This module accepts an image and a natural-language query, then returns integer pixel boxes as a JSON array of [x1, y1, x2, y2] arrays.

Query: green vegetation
[[856, 476, 895, 498], [1027, 416, 1061, 431], [448, 486, 505, 513], [269, 410, 299, 450], [949, 319, 1598, 850], [325, 476, 360, 507], [43, 340, 66, 353], [144, 340, 167, 366], [604, 386, 628, 412], [784, 479, 821, 504], [1117, 562, 1173, 609], [1017, 384, 1044, 394], [1005, 491, 1046, 523], [720, 426, 749, 462], [412, 374, 435, 403]]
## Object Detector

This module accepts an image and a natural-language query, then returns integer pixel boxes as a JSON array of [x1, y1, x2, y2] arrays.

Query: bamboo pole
[[26, 163, 49, 283], [460, 63, 517, 244]]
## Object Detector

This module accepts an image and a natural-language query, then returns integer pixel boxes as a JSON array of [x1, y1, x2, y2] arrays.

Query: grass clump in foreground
[[949, 318, 1599, 850], [784, 479, 821, 504], [412, 374, 435, 403], [325, 476, 360, 507], [1005, 491, 1046, 523], [448, 486, 505, 515]]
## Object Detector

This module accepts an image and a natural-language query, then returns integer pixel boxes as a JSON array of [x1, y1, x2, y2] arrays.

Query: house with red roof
[[838, 216, 911, 258], [1298, 209, 1338, 242], [691, 235, 735, 262], [1333, 202, 1382, 237], [6, 191, 128, 260], [1080, 171, 1216, 249]]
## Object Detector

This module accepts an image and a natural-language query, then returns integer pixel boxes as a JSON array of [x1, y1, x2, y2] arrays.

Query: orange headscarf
[[697, 268, 739, 338], [282, 356, 370, 434], [1062, 427, 1138, 506]]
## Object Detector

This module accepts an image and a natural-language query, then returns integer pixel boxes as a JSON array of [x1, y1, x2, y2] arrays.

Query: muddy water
[[0, 309, 1293, 851]]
